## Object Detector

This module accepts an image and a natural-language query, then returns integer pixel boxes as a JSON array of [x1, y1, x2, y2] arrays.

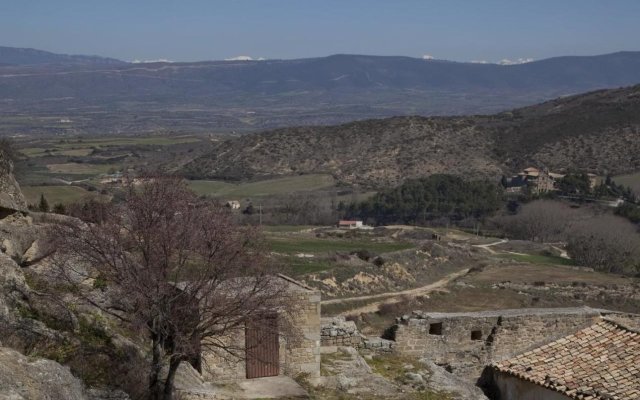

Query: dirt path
[[551, 245, 570, 259], [472, 238, 508, 254], [322, 268, 471, 316]]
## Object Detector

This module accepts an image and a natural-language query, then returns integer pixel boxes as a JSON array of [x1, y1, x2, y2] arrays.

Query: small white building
[[338, 220, 363, 229], [225, 200, 241, 210]]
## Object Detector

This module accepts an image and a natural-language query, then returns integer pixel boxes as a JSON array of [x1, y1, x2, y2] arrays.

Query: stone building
[[392, 307, 627, 381], [225, 200, 241, 210], [485, 319, 640, 400], [200, 275, 321, 382], [505, 167, 559, 195]]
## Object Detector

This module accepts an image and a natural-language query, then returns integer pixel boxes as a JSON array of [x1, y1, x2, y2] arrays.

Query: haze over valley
[[3, 46, 640, 134]]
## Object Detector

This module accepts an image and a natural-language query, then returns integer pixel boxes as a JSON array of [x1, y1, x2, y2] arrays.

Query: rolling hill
[[182, 84, 640, 187], [2, 47, 640, 134], [0, 46, 124, 66]]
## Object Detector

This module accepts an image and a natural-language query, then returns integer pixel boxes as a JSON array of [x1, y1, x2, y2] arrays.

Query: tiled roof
[[492, 320, 640, 400]]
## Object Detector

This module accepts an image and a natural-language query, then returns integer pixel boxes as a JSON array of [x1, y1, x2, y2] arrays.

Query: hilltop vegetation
[[184, 84, 640, 187], [345, 175, 502, 225]]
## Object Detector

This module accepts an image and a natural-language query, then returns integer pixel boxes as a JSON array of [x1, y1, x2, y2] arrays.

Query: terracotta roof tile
[[492, 320, 640, 399]]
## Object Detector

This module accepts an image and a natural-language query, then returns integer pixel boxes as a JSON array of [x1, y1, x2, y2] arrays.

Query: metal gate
[[245, 313, 279, 379]]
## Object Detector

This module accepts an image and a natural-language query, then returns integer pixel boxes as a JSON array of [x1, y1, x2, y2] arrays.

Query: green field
[[21, 185, 106, 205], [188, 174, 336, 198], [613, 171, 640, 195], [46, 163, 118, 175], [282, 258, 335, 275], [19, 148, 94, 158], [262, 225, 316, 233], [268, 236, 414, 254], [19, 136, 203, 158], [21, 135, 201, 151]]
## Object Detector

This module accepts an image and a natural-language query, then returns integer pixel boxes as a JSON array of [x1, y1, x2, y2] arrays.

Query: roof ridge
[[601, 317, 640, 334]]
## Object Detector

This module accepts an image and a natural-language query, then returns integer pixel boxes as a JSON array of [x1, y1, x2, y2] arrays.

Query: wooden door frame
[[245, 312, 279, 379]]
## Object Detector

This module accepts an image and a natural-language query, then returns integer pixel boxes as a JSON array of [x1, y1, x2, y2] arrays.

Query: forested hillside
[[183, 84, 640, 187]]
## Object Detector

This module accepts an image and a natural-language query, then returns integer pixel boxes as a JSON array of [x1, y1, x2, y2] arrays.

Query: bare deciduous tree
[[567, 215, 640, 274], [51, 176, 298, 400], [497, 200, 574, 242]]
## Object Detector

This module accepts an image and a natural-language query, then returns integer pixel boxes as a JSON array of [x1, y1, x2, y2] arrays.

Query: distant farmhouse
[[225, 200, 241, 210], [338, 220, 363, 229], [504, 167, 602, 196], [505, 167, 560, 195]]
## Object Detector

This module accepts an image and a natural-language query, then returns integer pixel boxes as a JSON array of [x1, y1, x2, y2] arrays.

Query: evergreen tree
[[348, 174, 502, 225], [242, 203, 255, 215], [38, 194, 50, 212], [53, 203, 66, 214]]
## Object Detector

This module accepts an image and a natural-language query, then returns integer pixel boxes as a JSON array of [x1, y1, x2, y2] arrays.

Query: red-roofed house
[[338, 220, 363, 229]]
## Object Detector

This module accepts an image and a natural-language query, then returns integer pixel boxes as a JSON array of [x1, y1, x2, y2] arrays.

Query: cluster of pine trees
[[344, 174, 502, 225]]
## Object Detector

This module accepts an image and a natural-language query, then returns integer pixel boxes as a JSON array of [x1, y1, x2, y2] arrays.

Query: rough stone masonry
[[392, 306, 640, 381]]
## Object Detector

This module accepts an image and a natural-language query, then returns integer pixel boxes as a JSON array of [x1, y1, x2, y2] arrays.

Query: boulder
[[0, 346, 87, 400]]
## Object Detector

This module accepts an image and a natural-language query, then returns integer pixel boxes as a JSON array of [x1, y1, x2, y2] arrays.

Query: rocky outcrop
[[0, 346, 131, 400], [0, 149, 26, 213], [0, 251, 31, 336], [0, 346, 87, 400], [421, 360, 488, 400], [0, 211, 138, 398]]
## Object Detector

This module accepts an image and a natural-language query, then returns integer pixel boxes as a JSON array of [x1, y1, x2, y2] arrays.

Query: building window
[[471, 330, 482, 340], [429, 322, 443, 335]]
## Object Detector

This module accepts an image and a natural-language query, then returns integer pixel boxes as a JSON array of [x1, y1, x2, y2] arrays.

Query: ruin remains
[[391, 307, 639, 381]]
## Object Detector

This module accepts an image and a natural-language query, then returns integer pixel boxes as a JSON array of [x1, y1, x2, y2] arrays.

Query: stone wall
[[321, 317, 363, 347], [393, 307, 611, 380], [201, 278, 321, 382]]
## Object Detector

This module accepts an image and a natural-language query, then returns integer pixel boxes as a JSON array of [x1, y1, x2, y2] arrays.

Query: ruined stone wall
[[321, 317, 363, 347], [393, 307, 606, 380], [201, 285, 321, 382]]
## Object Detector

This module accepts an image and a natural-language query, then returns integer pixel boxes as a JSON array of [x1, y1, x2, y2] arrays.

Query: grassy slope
[[495, 253, 574, 266], [268, 236, 413, 254], [46, 163, 117, 174], [187, 174, 336, 198], [613, 171, 640, 195]]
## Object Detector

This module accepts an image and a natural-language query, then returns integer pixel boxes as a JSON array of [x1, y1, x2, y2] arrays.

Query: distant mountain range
[[1, 46, 640, 134], [0, 46, 125, 66], [182, 84, 640, 187]]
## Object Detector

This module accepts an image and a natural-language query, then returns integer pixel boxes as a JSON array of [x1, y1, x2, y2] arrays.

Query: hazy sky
[[3, 0, 640, 63]]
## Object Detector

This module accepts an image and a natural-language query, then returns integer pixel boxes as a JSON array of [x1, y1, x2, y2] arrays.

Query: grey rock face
[[421, 360, 488, 400], [0, 150, 26, 213], [0, 346, 87, 400]]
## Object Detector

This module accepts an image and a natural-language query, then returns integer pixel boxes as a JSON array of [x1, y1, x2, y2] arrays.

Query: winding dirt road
[[471, 238, 508, 254], [322, 268, 471, 316]]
